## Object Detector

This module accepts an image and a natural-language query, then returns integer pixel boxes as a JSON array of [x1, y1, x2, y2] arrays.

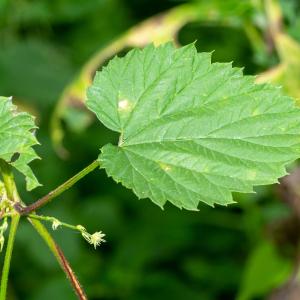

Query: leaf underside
[[0, 97, 40, 190], [87, 43, 300, 210]]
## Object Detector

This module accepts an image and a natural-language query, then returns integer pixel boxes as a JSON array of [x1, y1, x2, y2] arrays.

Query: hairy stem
[[0, 215, 20, 300], [29, 218, 87, 300], [21, 160, 99, 214]]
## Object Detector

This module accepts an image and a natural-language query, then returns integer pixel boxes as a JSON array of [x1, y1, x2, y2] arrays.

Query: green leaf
[[87, 43, 300, 210], [0, 96, 40, 190], [237, 241, 291, 300]]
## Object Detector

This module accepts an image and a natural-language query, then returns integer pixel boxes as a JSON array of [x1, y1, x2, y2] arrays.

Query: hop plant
[[1, 43, 300, 299]]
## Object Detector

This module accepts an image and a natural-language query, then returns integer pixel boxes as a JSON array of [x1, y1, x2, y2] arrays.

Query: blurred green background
[[1, 0, 300, 299]]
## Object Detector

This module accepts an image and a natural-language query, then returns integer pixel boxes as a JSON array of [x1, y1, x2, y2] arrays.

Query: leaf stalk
[[20, 160, 100, 214]]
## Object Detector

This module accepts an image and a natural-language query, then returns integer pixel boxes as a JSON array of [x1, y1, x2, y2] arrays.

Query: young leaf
[[87, 43, 300, 210], [0, 97, 40, 190]]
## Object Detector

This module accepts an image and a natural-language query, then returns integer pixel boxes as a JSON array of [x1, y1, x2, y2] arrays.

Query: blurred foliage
[[237, 241, 292, 300], [1, 0, 300, 299]]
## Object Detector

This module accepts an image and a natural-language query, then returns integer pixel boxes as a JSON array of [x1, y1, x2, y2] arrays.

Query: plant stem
[[29, 218, 87, 300], [20, 160, 100, 214], [1, 160, 88, 299], [0, 214, 20, 300], [0, 161, 20, 300], [27, 214, 82, 232]]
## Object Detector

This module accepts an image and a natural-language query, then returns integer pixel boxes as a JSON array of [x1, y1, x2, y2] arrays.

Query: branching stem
[[0, 159, 89, 299]]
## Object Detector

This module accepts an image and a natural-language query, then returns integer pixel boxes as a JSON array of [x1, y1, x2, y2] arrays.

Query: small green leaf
[[237, 241, 291, 300], [0, 97, 40, 190], [87, 43, 300, 210]]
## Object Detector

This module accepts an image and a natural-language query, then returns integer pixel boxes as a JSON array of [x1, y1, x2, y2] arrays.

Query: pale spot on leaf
[[88, 43, 300, 211], [159, 162, 172, 172], [118, 99, 132, 112]]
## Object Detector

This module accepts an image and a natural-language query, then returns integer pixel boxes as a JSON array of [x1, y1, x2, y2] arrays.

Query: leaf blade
[[87, 43, 300, 210], [0, 97, 40, 190]]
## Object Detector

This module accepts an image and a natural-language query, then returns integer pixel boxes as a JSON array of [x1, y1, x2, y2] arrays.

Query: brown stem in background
[[268, 168, 300, 299]]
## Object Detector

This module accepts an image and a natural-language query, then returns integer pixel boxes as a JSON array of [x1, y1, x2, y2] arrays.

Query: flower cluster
[[77, 225, 106, 249]]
